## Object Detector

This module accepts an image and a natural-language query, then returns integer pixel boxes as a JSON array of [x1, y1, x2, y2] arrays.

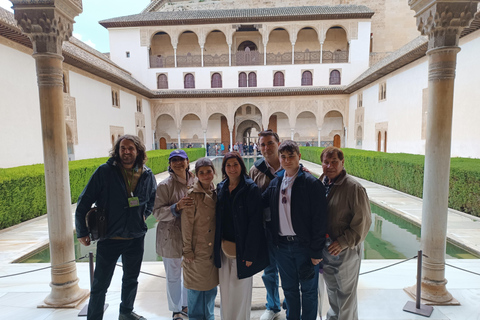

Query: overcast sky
[[0, 0, 150, 53]]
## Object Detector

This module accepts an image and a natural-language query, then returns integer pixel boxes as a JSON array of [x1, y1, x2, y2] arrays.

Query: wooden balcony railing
[[149, 50, 349, 68]]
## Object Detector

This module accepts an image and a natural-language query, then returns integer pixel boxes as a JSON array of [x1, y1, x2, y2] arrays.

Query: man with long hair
[[75, 134, 157, 320]]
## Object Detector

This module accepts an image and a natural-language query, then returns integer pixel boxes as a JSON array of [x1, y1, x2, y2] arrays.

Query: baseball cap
[[169, 149, 188, 160]]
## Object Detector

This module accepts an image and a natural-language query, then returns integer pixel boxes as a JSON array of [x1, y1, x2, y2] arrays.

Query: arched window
[[184, 73, 195, 89], [273, 71, 284, 86], [301, 71, 312, 86], [329, 70, 341, 85], [211, 73, 222, 88], [238, 72, 247, 87], [238, 41, 258, 51], [248, 72, 257, 87], [157, 74, 168, 89]]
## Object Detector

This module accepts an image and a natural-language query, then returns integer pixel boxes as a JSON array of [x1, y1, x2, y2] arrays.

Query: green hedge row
[[299, 147, 480, 217], [0, 148, 205, 229]]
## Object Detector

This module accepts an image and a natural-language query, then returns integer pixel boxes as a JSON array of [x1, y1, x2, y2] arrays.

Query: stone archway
[[323, 110, 344, 147], [236, 119, 261, 145]]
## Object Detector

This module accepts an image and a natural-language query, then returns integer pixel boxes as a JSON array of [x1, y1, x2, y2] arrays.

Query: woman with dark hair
[[153, 149, 194, 320], [214, 151, 269, 320]]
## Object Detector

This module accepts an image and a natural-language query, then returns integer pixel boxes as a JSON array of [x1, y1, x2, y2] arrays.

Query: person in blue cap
[[153, 149, 195, 320]]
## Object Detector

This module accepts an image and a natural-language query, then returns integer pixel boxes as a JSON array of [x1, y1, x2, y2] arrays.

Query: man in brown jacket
[[320, 147, 372, 320]]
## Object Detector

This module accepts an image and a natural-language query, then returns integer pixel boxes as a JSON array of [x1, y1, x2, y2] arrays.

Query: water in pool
[[19, 156, 479, 262]]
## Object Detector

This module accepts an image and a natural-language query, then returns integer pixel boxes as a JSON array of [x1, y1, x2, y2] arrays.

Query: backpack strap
[[254, 158, 276, 180]]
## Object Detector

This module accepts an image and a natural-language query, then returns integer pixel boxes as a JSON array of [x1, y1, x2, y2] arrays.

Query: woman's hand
[[244, 260, 252, 267], [328, 240, 342, 256], [176, 196, 194, 212], [184, 258, 194, 263], [311, 258, 322, 265]]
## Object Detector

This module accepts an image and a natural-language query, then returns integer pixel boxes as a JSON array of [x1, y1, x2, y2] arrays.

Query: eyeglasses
[[281, 189, 287, 204]]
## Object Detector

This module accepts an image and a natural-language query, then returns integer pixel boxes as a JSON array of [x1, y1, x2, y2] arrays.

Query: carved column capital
[[11, 0, 82, 55], [409, 0, 479, 49]]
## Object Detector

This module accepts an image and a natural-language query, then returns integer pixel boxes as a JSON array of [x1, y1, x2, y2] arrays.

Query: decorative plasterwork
[[408, 0, 479, 49], [64, 94, 78, 144], [11, 0, 82, 54], [323, 99, 346, 118]]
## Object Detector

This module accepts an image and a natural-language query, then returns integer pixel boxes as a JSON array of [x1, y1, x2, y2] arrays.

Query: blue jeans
[[275, 240, 319, 320], [87, 236, 145, 320], [262, 241, 282, 313], [187, 287, 217, 320]]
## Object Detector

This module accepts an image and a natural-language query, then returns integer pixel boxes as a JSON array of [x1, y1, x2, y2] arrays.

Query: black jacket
[[75, 157, 157, 239], [214, 175, 269, 279], [262, 165, 328, 259]]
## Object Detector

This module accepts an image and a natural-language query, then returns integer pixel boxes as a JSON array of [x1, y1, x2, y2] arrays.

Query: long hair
[[221, 151, 246, 179], [110, 134, 147, 168]]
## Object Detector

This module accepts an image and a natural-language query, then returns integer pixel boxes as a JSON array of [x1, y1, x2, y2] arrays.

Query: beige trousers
[[218, 251, 253, 320]]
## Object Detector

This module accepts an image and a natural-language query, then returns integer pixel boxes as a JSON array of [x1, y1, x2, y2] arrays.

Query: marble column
[[290, 128, 294, 140], [177, 129, 181, 148], [174, 47, 178, 67], [406, 0, 479, 304], [318, 128, 322, 147], [291, 43, 295, 64], [320, 42, 323, 64], [11, 0, 88, 308], [228, 44, 232, 66], [229, 129, 233, 152], [203, 129, 207, 156]]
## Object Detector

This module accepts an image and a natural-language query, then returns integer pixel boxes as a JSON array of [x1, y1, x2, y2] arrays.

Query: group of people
[[75, 132, 372, 320]]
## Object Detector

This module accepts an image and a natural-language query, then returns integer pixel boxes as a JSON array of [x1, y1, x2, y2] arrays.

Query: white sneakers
[[260, 309, 280, 320]]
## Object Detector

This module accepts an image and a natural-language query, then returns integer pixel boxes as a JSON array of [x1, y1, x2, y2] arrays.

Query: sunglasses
[[281, 189, 287, 204]]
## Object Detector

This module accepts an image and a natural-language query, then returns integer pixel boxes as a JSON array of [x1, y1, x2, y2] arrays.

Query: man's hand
[[176, 196, 194, 212], [311, 258, 322, 265], [328, 240, 342, 256], [78, 235, 91, 247]]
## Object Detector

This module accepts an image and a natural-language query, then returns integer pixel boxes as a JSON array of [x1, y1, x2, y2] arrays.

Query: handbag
[[221, 239, 236, 259], [85, 206, 107, 241]]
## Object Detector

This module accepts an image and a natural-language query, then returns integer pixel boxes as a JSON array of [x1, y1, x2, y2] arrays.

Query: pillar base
[[404, 280, 459, 306], [38, 278, 89, 309]]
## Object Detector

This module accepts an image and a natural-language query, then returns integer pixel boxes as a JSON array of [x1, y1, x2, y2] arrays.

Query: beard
[[121, 155, 136, 167]]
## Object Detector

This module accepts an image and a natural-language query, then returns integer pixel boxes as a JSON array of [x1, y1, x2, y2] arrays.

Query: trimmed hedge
[[0, 148, 205, 229], [299, 147, 480, 217]]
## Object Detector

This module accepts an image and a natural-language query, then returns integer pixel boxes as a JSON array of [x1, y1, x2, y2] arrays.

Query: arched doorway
[[323, 110, 344, 147], [333, 134, 341, 148], [160, 137, 167, 149]]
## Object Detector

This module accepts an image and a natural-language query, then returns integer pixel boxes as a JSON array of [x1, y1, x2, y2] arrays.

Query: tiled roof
[[152, 86, 347, 98], [0, 7, 152, 97], [100, 5, 375, 28], [345, 36, 428, 94], [62, 38, 153, 97]]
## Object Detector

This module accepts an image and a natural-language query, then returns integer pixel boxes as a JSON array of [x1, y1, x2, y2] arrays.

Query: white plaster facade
[[0, 1, 480, 169]]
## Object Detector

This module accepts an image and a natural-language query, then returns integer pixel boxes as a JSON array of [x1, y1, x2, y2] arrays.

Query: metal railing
[[149, 50, 349, 68]]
